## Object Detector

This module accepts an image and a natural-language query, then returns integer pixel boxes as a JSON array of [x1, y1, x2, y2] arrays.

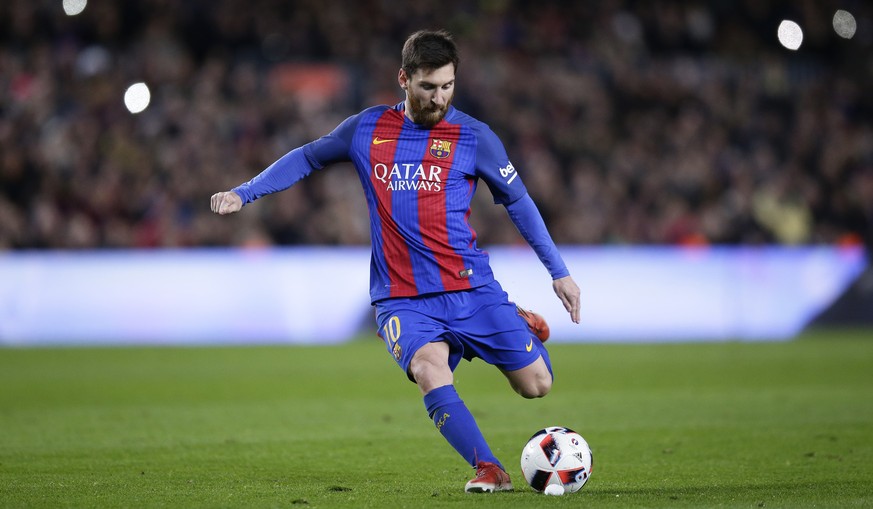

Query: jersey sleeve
[[472, 124, 568, 279], [473, 125, 527, 205], [232, 113, 361, 204], [505, 193, 570, 280]]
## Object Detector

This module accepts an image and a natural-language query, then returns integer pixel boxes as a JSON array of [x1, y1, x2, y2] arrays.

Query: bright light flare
[[833, 10, 857, 39], [777, 20, 804, 50], [62, 0, 87, 16], [123, 82, 151, 114]]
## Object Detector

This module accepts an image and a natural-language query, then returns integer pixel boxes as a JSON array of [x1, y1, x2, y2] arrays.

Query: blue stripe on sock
[[423, 385, 503, 469]]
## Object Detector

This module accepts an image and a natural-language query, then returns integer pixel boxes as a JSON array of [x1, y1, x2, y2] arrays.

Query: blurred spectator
[[0, 0, 871, 250]]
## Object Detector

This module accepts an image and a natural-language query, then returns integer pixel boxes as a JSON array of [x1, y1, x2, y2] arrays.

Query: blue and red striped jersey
[[233, 103, 568, 303]]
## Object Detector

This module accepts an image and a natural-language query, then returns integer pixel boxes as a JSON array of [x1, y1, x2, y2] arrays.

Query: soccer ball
[[520, 426, 593, 493]]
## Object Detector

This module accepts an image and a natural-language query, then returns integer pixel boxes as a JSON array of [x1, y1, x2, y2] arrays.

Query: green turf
[[1, 329, 872, 508]]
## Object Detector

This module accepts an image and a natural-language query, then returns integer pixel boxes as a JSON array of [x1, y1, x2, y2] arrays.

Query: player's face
[[400, 64, 455, 127]]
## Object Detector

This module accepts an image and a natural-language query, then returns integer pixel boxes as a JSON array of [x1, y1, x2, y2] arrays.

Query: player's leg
[[452, 281, 555, 396], [409, 341, 512, 493], [407, 340, 453, 395], [500, 354, 552, 399], [375, 298, 511, 493], [509, 303, 552, 397]]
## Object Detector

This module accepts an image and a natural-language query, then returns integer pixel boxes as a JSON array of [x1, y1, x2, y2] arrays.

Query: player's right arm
[[210, 112, 363, 215]]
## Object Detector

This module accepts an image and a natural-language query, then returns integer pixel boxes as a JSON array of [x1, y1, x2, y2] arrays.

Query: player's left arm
[[474, 126, 581, 323], [505, 194, 581, 324]]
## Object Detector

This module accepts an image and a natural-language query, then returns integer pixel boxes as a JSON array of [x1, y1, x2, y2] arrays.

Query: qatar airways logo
[[373, 163, 443, 192]]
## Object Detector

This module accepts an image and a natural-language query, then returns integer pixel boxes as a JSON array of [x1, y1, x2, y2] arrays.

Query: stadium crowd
[[1, 0, 871, 250]]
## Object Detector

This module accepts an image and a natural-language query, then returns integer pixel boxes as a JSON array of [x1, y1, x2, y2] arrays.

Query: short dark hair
[[401, 30, 459, 77]]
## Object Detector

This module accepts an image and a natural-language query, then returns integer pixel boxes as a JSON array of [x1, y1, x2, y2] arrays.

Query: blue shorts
[[374, 280, 552, 383]]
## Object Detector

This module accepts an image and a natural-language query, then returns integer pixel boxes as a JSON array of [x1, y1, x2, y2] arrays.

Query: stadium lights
[[123, 82, 151, 114], [833, 10, 857, 39], [62, 0, 87, 16], [777, 11, 857, 51], [777, 20, 804, 50]]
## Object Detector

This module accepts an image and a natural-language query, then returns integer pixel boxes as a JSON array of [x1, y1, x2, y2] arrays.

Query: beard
[[407, 92, 452, 127]]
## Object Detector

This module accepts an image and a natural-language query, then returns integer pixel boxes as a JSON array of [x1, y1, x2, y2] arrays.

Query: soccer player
[[211, 30, 581, 493]]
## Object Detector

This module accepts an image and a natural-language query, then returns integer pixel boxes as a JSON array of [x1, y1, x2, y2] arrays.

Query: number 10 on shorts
[[382, 316, 402, 361]]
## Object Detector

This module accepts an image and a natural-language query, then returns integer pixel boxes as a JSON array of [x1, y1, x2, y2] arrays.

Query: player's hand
[[552, 275, 581, 324], [210, 191, 242, 215]]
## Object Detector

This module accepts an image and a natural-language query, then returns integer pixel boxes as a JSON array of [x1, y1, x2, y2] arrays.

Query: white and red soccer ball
[[520, 426, 593, 493]]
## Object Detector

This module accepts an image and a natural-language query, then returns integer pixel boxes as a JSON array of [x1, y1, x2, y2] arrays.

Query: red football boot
[[465, 461, 513, 493], [517, 305, 550, 343]]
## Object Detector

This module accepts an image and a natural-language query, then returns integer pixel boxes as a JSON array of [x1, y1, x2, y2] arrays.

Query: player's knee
[[409, 345, 453, 394], [515, 375, 552, 399], [409, 357, 438, 384]]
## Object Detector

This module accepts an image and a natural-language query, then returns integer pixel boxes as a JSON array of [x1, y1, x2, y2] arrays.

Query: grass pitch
[[1, 329, 871, 508]]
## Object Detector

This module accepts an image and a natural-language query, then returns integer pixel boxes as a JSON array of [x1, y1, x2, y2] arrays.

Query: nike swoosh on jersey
[[525, 339, 534, 352], [372, 137, 397, 145]]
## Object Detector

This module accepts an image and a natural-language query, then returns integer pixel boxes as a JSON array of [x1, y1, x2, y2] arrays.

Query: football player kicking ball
[[211, 30, 581, 493]]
